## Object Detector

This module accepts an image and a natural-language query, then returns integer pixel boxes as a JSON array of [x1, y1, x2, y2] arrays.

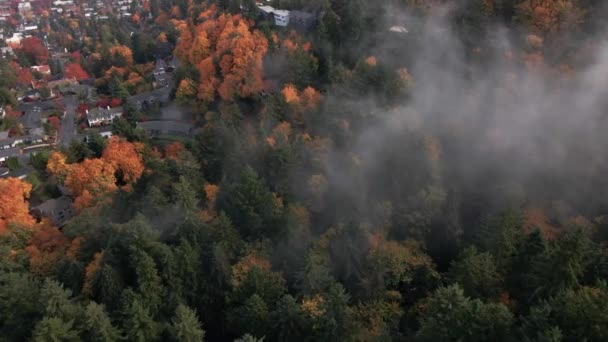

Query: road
[[58, 95, 77, 147]]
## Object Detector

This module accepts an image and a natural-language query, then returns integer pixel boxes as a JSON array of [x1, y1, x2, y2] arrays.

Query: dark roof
[[137, 120, 194, 136], [17, 100, 58, 112], [128, 87, 171, 107], [19, 108, 42, 129], [31, 196, 74, 226], [0, 148, 20, 159], [154, 58, 169, 72]]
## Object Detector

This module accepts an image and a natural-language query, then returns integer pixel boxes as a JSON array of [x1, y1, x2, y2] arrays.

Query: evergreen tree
[[122, 297, 161, 342], [170, 304, 205, 342], [82, 302, 123, 342], [32, 317, 80, 342]]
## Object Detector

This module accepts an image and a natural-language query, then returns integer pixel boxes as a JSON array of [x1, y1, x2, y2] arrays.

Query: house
[[389, 25, 408, 34], [153, 58, 173, 88], [86, 106, 123, 126], [0, 147, 20, 162], [258, 5, 289, 26], [154, 72, 172, 88], [6, 33, 23, 46], [289, 10, 316, 32], [0, 0, 10, 21], [273, 9, 290, 26], [47, 77, 78, 90], [0, 46, 13, 57], [31, 196, 73, 227], [18, 2, 31, 16], [61, 84, 96, 100], [31, 65, 51, 75], [19, 107, 42, 133], [136, 120, 194, 136], [128, 87, 170, 110]]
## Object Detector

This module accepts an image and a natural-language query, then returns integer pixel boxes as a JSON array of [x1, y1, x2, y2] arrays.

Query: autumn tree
[[517, 0, 585, 34], [197, 57, 217, 103], [101, 137, 144, 185], [189, 31, 211, 66], [176, 78, 197, 103], [64, 63, 89, 81], [216, 19, 268, 101], [19, 36, 49, 65], [0, 178, 36, 233], [64, 158, 117, 211], [109, 45, 134, 68]]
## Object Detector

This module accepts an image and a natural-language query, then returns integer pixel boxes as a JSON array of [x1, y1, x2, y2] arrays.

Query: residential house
[[6, 33, 23, 46], [31, 196, 73, 227], [0, 46, 13, 57], [18, 2, 31, 16], [86, 106, 123, 126], [0, 0, 10, 21], [128, 87, 171, 110], [153, 58, 173, 88], [136, 120, 194, 136], [30, 65, 51, 75], [389, 25, 408, 34], [258, 5, 290, 26], [289, 10, 316, 32], [19, 107, 42, 134], [0, 147, 20, 162], [47, 77, 78, 90]]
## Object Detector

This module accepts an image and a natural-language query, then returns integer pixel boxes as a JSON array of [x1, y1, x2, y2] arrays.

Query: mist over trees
[[2, 0, 608, 341]]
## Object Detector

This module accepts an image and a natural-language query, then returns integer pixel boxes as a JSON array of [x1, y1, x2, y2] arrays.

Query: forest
[[2, 0, 608, 341]]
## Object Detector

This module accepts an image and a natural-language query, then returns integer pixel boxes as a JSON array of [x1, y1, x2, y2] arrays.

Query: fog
[[314, 4, 608, 231]]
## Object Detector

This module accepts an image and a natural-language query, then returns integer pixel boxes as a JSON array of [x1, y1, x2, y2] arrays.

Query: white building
[[18, 2, 31, 16], [257, 5, 290, 27], [273, 9, 289, 26], [6, 32, 23, 46], [86, 106, 123, 126]]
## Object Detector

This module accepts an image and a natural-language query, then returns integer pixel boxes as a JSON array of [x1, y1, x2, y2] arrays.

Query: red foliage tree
[[20, 36, 49, 65], [47, 116, 61, 130], [64, 63, 89, 81]]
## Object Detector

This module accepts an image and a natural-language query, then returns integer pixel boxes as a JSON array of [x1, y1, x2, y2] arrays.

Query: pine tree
[[170, 304, 205, 342], [83, 302, 123, 342], [32, 317, 80, 342]]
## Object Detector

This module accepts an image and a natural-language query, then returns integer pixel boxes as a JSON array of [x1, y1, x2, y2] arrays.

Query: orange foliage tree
[[165, 142, 185, 160], [64, 158, 118, 211], [25, 225, 68, 276], [0, 178, 36, 234], [102, 136, 145, 185], [109, 45, 134, 67], [216, 19, 268, 101], [197, 56, 217, 103], [517, 0, 585, 34], [173, 10, 269, 102]]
